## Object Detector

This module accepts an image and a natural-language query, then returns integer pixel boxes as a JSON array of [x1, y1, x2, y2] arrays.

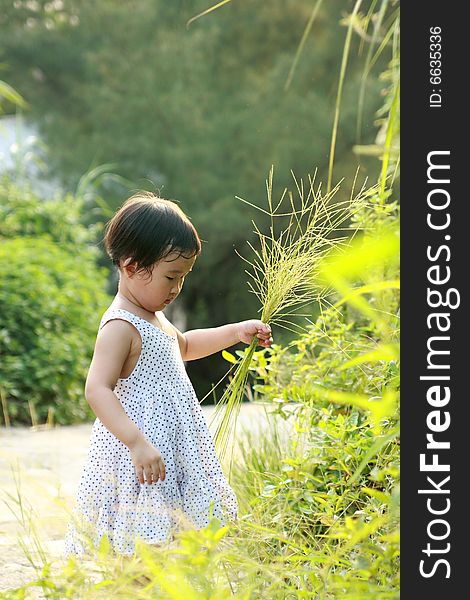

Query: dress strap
[[99, 308, 147, 335]]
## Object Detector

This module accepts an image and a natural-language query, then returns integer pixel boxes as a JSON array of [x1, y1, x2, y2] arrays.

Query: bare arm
[[85, 319, 144, 448], [159, 312, 273, 362], [184, 324, 241, 361], [84, 319, 166, 483]]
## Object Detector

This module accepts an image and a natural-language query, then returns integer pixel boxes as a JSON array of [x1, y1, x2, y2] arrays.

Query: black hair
[[103, 192, 202, 279]]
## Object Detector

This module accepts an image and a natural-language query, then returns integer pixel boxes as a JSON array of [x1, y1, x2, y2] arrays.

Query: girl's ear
[[121, 257, 137, 277]]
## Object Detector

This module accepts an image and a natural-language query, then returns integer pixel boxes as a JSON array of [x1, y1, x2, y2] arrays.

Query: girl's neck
[[114, 290, 156, 318]]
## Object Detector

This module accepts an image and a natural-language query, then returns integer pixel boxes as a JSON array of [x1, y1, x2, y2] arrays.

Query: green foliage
[[0, 178, 112, 425]]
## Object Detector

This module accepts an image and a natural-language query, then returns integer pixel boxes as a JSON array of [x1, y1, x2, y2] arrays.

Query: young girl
[[63, 192, 273, 557]]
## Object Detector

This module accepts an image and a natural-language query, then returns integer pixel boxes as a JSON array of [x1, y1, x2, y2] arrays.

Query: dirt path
[[0, 402, 294, 594]]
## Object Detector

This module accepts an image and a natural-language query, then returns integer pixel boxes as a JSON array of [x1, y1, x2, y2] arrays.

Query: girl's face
[[122, 250, 197, 313]]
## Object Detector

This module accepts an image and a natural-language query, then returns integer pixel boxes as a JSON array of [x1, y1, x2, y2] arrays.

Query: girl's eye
[[166, 274, 187, 281], [166, 275, 186, 281]]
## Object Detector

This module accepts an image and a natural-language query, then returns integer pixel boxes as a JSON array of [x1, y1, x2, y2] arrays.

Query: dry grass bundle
[[208, 165, 374, 478]]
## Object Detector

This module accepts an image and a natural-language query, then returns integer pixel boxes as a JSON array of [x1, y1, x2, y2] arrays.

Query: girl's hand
[[129, 435, 166, 485], [236, 319, 273, 347]]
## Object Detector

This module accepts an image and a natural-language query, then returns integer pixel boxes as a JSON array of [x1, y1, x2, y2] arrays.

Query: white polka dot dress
[[63, 308, 238, 558]]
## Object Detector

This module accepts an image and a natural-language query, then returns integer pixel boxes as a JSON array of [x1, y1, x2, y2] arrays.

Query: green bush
[[0, 174, 103, 245], [0, 235, 111, 425]]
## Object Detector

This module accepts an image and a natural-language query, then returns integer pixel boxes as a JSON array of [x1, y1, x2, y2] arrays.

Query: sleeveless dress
[[63, 307, 238, 558]]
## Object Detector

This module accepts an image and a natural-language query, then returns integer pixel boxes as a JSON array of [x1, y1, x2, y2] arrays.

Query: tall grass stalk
[[0, 385, 11, 427], [186, 0, 232, 29], [379, 62, 400, 198], [209, 164, 374, 477], [284, 0, 324, 91], [355, 0, 388, 141], [327, 0, 363, 193], [0, 80, 27, 113]]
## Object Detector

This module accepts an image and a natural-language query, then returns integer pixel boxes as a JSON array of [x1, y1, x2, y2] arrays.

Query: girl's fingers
[[257, 331, 273, 343], [152, 461, 165, 483], [144, 466, 153, 484], [137, 462, 166, 485]]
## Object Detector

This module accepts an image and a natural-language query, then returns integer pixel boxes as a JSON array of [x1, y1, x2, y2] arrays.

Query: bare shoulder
[[85, 318, 141, 396], [99, 316, 141, 346]]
